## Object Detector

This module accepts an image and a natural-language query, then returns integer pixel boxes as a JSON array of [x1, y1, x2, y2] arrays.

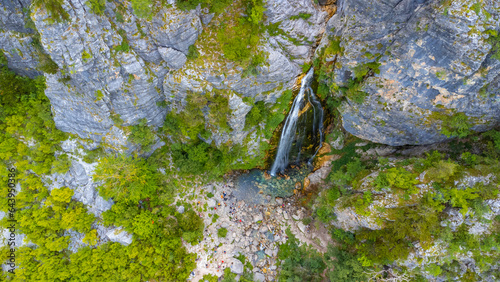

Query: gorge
[[1, 0, 500, 281]]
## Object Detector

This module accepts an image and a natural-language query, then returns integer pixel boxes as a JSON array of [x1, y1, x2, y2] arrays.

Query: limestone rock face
[[265, 0, 329, 65], [0, 0, 42, 78], [0, 0, 329, 154], [318, 0, 500, 146], [158, 47, 187, 70]]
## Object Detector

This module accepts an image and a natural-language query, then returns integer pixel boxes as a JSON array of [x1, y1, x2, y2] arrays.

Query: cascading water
[[269, 68, 324, 176]]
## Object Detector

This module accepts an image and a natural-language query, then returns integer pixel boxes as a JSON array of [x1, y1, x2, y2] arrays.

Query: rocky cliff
[[0, 0, 330, 153], [317, 0, 500, 146]]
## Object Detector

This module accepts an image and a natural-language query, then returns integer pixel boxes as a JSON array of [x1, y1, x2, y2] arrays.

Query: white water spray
[[269, 68, 324, 176]]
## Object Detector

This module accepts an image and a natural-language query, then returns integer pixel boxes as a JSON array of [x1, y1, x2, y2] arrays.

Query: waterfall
[[269, 68, 324, 176]]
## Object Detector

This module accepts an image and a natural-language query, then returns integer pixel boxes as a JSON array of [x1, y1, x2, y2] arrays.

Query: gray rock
[[275, 197, 283, 205], [231, 259, 244, 275], [297, 222, 306, 233], [158, 47, 187, 70], [265, 0, 329, 64], [254, 214, 264, 222], [207, 198, 216, 208], [148, 7, 202, 54], [106, 228, 133, 246], [254, 272, 266, 282], [177, 205, 185, 214], [317, 0, 500, 146]]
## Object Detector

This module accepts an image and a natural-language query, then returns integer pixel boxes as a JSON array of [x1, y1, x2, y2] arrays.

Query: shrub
[[32, 0, 70, 22], [290, 12, 312, 20], [131, 0, 152, 19], [187, 45, 199, 60], [87, 0, 106, 15], [374, 167, 419, 193], [440, 112, 472, 138], [217, 227, 228, 238], [114, 29, 130, 52], [277, 229, 326, 282], [486, 29, 500, 61], [325, 246, 367, 282], [426, 160, 459, 183], [128, 118, 157, 152]]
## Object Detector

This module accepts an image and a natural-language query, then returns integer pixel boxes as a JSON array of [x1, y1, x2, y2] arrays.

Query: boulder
[[106, 228, 133, 246]]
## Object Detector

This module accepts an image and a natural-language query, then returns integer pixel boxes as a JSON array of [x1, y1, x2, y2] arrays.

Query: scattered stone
[[254, 272, 266, 282], [265, 248, 273, 257], [275, 197, 283, 205], [207, 198, 216, 208], [283, 212, 289, 220], [106, 228, 133, 246], [253, 214, 263, 222], [297, 222, 306, 233], [292, 214, 300, 220], [260, 226, 268, 233], [303, 177, 310, 190], [232, 259, 244, 275], [176, 205, 185, 214]]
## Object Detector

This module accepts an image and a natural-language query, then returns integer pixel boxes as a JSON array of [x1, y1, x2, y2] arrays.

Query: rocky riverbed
[[184, 175, 332, 281]]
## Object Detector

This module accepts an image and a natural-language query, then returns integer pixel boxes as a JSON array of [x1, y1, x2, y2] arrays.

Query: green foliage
[[217, 227, 228, 238], [246, 0, 266, 25], [82, 50, 92, 62], [218, 22, 259, 63], [329, 158, 366, 187], [187, 45, 200, 60], [221, 267, 238, 282], [0, 67, 67, 175], [325, 246, 367, 282], [374, 167, 419, 193], [110, 112, 124, 126], [356, 203, 442, 265], [202, 273, 219, 282], [245, 101, 266, 129], [460, 152, 478, 166], [94, 154, 160, 202], [242, 52, 267, 77], [177, 0, 232, 13], [436, 70, 446, 80], [212, 213, 219, 223], [0, 66, 203, 282], [95, 90, 104, 101], [162, 91, 230, 141], [178, 210, 204, 244], [114, 29, 130, 52], [170, 141, 232, 178], [426, 264, 443, 276], [426, 160, 459, 183], [290, 12, 312, 20], [87, 0, 106, 15], [339, 61, 381, 104], [216, 0, 266, 65], [0, 50, 7, 65], [486, 29, 500, 61], [51, 153, 71, 174], [277, 229, 326, 281], [32, 0, 70, 23], [37, 51, 59, 74], [244, 89, 293, 138], [128, 118, 157, 152], [431, 111, 473, 138], [131, 0, 152, 18]]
